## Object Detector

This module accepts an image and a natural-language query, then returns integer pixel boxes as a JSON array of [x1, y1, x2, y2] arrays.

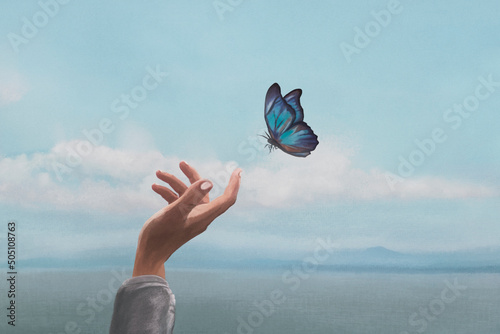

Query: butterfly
[[263, 83, 319, 157]]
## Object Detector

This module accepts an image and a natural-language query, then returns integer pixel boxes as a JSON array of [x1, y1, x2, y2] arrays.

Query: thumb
[[175, 179, 213, 217]]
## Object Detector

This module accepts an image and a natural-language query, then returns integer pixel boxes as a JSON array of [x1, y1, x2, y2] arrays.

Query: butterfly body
[[264, 83, 319, 157], [263, 132, 284, 153]]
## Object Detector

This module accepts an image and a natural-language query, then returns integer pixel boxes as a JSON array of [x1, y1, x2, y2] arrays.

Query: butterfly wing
[[265, 83, 297, 140], [277, 122, 319, 157], [284, 89, 304, 124]]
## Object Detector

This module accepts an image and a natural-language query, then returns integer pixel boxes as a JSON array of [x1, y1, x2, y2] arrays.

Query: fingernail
[[183, 161, 189, 166], [200, 181, 212, 191], [238, 169, 243, 177]]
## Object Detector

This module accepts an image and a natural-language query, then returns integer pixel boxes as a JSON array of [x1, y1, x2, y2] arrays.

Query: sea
[[1, 268, 499, 334]]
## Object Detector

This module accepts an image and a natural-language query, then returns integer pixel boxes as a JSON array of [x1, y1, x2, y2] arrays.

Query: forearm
[[132, 217, 181, 279]]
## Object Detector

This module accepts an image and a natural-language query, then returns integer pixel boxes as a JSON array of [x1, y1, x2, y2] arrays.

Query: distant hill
[[19, 246, 500, 272], [205, 246, 500, 273]]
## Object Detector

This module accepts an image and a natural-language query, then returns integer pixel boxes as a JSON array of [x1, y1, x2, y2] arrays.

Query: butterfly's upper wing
[[265, 83, 297, 139], [284, 89, 304, 124], [277, 122, 319, 157]]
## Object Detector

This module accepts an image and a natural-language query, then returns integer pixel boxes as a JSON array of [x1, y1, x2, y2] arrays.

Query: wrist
[[132, 252, 166, 278], [132, 239, 177, 278]]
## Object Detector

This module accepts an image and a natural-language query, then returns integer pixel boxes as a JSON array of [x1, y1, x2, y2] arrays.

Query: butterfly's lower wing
[[265, 83, 296, 139], [276, 122, 319, 157]]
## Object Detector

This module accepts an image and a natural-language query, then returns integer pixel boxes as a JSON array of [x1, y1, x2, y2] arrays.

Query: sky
[[0, 0, 499, 268]]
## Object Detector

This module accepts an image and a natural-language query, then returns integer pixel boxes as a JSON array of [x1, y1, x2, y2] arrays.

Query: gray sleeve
[[109, 275, 176, 334]]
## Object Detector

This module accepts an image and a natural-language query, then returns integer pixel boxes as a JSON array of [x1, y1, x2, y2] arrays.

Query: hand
[[132, 161, 242, 278]]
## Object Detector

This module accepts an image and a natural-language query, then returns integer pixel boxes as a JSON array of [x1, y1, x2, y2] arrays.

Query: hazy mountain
[[211, 246, 500, 273], [20, 246, 500, 272]]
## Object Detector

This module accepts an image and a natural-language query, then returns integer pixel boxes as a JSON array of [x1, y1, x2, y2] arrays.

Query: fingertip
[[180, 161, 193, 173], [200, 180, 213, 191], [221, 169, 241, 199], [231, 168, 242, 182]]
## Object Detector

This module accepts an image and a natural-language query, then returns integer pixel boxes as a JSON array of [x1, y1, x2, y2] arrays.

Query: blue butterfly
[[263, 83, 319, 157]]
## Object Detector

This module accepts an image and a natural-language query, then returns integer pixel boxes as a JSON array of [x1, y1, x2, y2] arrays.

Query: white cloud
[[0, 140, 497, 215], [0, 142, 168, 214], [0, 71, 28, 105], [238, 139, 498, 208]]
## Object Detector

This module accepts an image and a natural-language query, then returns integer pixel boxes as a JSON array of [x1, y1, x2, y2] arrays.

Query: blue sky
[[0, 0, 499, 268]]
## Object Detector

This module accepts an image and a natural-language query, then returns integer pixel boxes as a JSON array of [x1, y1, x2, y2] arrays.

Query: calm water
[[1, 269, 499, 333]]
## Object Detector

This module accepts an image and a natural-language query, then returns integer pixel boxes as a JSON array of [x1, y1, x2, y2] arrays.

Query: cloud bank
[[0, 139, 497, 214]]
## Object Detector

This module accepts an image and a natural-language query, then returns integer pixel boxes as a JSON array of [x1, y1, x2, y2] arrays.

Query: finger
[[200, 168, 242, 222], [173, 179, 213, 218], [152, 184, 178, 204], [156, 170, 188, 195], [179, 161, 202, 184], [221, 168, 242, 202], [179, 161, 209, 203]]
